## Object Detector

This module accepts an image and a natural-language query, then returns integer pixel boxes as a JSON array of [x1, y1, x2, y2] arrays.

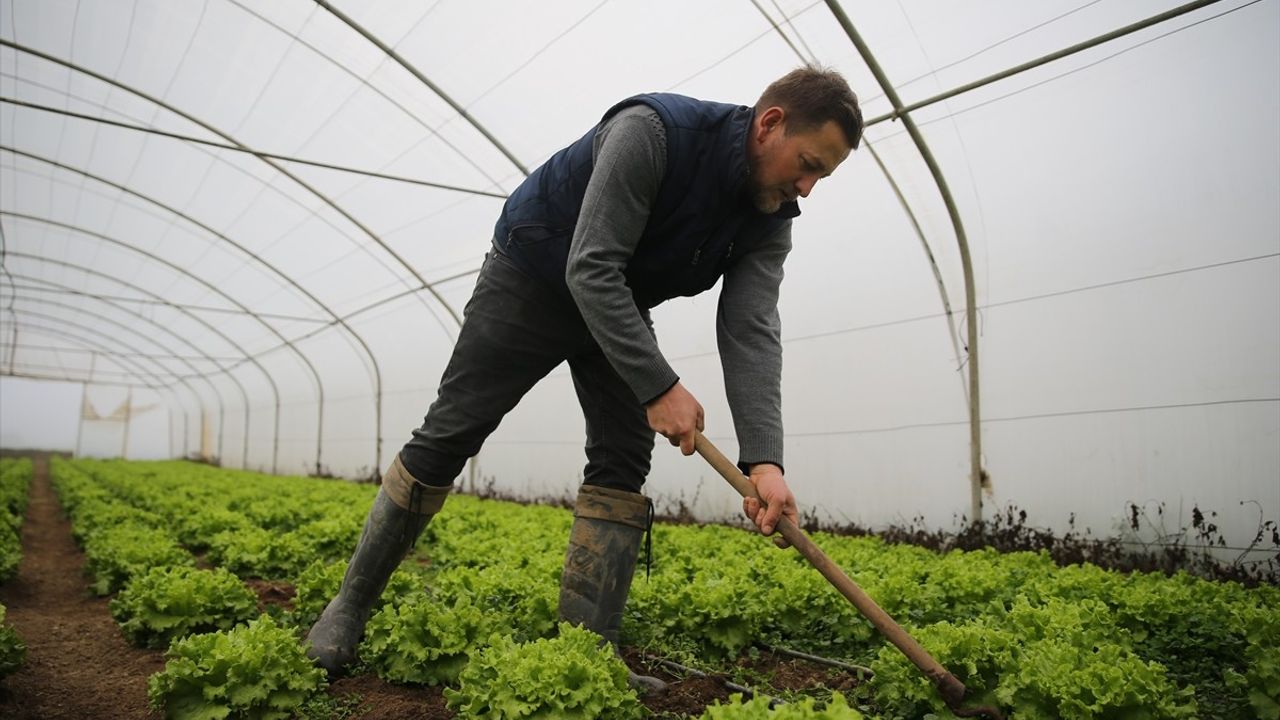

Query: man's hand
[[742, 463, 797, 548], [646, 382, 704, 455]]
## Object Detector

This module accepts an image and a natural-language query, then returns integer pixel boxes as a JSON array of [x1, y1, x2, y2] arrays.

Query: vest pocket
[[505, 223, 575, 292]]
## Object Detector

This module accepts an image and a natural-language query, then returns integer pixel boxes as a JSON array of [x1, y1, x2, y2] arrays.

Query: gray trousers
[[399, 250, 657, 493]]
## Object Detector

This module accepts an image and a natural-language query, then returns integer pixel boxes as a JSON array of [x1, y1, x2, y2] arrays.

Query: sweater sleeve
[[717, 221, 792, 471], [565, 105, 678, 404]]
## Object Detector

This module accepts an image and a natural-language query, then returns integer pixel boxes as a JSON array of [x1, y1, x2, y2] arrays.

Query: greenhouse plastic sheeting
[[1, 0, 1276, 556]]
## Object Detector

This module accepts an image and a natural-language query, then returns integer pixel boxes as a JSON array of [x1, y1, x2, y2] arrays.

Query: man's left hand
[[742, 463, 797, 548]]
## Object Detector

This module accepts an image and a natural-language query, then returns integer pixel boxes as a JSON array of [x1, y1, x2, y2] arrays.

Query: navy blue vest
[[492, 93, 799, 308]]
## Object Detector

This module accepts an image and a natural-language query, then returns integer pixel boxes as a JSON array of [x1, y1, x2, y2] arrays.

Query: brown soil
[[735, 650, 863, 693], [245, 577, 296, 613], [0, 454, 827, 719]]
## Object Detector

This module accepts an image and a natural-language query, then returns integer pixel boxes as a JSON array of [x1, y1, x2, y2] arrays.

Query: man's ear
[[756, 106, 785, 140]]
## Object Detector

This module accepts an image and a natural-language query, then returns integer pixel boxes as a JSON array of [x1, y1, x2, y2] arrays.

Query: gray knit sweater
[[564, 105, 790, 470]]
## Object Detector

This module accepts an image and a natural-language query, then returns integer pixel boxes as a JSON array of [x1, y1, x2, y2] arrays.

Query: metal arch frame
[[5, 297, 223, 443], [224, 0, 510, 192], [818, 0, 1231, 525], [312, 0, 530, 178], [4, 269, 241, 465], [0, 38, 460, 330], [0, 38, 464, 329], [0, 325, 167, 391], [0, 317, 203, 456], [0, 211, 292, 473], [824, 0, 984, 524], [860, 0, 1226, 128], [1, 38, 467, 475], [1, 144, 384, 474], [3, 252, 260, 467], [750, 3, 970, 402]]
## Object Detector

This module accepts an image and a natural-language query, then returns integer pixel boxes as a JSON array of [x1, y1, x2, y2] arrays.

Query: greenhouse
[[0, 0, 1277, 718]]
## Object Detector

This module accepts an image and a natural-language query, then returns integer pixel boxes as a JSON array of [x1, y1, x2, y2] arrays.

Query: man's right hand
[[646, 382, 704, 455]]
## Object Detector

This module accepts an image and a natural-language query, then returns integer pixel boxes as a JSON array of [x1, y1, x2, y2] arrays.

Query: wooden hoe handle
[[692, 432, 1004, 720]]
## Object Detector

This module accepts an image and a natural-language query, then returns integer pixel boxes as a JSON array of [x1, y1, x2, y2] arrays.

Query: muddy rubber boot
[[559, 485, 667, 693], [305, 455, 449, 677]]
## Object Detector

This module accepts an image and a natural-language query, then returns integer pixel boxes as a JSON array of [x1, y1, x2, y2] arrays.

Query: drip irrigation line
[[755, 643, 874, 679], [0, 96, 508, 198], [641, 653, 782, 707]]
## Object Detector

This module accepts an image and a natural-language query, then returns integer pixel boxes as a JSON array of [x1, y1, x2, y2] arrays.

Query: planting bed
[[0, 456, 1276, 719]]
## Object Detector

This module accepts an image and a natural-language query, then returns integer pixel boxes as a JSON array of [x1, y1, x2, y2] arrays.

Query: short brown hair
[[756, 66, 863, 150]]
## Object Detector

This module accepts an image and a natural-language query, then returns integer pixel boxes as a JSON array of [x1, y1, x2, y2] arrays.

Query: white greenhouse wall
[[1, 0, 1276, 561]]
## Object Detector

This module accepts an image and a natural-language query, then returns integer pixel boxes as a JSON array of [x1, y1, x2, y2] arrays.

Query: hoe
[[694, 431, 1006, 720]]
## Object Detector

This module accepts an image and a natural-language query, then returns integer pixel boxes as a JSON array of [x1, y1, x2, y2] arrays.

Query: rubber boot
[[305, 455, 449, 677], [559, 485, 667, 693]]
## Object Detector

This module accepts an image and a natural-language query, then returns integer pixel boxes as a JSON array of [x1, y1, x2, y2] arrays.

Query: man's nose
[[796, 175, 818, 198]]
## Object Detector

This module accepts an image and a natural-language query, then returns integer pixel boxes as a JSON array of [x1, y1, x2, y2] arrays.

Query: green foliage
[[431, 563, 560, 642], [45, 457, 1280, 720], [147, 614, 326, 720], [0, 603, 26, 679], [0, 524, 20, 584], [110, 566, 259, 648], [443, 623, 643, 719], [870, 598, 1198, 720], [700, 693, 865, 719], [359, 591, 497, 685], [170, 508, 251, 552], [83, 524, 193, 595], [1, 459, 32, 583], [206, 526, 306, 579], [290, 558, 424, 628], [1224, 614, 1280, 720]]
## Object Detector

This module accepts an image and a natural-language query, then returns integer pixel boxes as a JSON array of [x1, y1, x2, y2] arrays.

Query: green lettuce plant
[[444, 623, 643, 719], [83, 524, 193, 595], [147, 614, 326, 720], [699, 693, 865, 719], [359, 591, 496, 685], [110, 566, 258, 648], [0, 603, 26, 679]]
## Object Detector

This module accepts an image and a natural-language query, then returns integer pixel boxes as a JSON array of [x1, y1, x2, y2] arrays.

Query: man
[[306, 66, 862, 690]]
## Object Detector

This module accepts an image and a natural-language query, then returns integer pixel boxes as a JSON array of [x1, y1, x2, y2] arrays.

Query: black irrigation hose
[[756, 643, 875, 681], [642, 653, 784, 709]]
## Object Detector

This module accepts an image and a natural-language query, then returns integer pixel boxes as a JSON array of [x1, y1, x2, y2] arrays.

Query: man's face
[[746, 108, 852, 214]]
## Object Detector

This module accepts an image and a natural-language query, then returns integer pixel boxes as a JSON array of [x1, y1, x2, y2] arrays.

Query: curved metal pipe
[[3, 145, 384, 474], [7, 303, 214, 442], [750, 10, 969, 404], [0, 38, 469, 475], [863, 0, 1226, 128], [823, 0, 985, 524], [3, 285, 229, 461], [312, 0, 530, 177], [3, 252, 261, 467], [0, 212, 290, 473], [226, 0, 511, 191], [0, 39, 463, 329], [864, 142, 968, 399], [1, 317, 205, 455]]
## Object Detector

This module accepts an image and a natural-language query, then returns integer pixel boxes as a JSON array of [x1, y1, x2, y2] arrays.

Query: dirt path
[[0, 455, 164, 719]]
